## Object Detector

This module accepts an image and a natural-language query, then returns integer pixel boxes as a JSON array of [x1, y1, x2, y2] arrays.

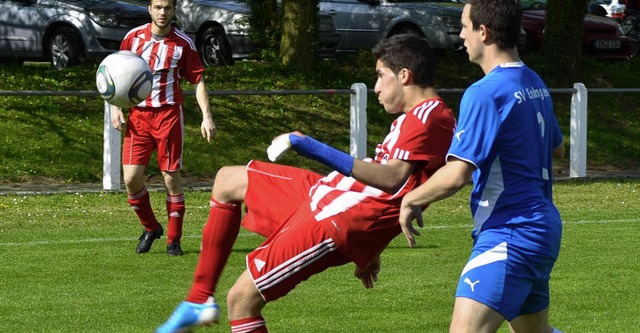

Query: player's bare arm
[[268, 132, 415, 194], [399, 158, 474, 247], [194, 79, 216, 142], [110, 106, 125, 132], [351, 158, 415, 193], [553, 142, 565, 159]]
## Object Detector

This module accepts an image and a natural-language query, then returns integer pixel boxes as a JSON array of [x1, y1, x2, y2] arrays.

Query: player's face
[[460, 4, 482, 64], [149, 0, 175, 33], [373, 60, 405, 115]]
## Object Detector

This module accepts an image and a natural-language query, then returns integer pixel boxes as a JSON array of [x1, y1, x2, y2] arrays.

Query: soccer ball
[[96, 51, 153, 108]]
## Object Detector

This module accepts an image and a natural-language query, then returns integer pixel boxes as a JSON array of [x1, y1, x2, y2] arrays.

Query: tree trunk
[[542, 0, 590, 84], [280, 0, 318, 70]]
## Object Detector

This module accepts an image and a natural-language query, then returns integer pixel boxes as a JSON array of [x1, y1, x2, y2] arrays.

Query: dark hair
[[149, 0, 177, 8], [372, 34, 436, 88], [467, 0, 522, 49]]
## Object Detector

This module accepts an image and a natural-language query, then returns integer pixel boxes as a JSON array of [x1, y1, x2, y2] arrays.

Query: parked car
[[590, 0, 626, 20], [319, 0, 465, 53], [0, 0, 150, 69], [175, 0, 341, 66], [521, 0, 637, 59]]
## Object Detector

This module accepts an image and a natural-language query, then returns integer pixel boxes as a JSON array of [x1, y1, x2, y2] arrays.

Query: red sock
[[127, 187, 160, 231], [230, 316, 268, 333], [166, 193, 185, 243], [186, 197, 241, 303]]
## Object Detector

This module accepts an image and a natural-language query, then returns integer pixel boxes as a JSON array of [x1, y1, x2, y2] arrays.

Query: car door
[[319, 0, 383, 52], [0, 0, 44, 56]]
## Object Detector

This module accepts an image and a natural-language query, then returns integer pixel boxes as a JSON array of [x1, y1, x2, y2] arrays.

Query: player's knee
[[162, 171, 181, 191], [123, 173, 143, 192], [227, 272, 264, 320], [212, 166, 247, 202], [226, 284, 242, 320]]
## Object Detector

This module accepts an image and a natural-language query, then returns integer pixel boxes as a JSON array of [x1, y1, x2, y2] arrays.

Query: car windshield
[[521, 0, 547, 9], [590, 0, 614, 5]]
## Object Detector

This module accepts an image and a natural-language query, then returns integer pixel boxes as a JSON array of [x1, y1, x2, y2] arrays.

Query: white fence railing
[[102, 82, 594, 190]]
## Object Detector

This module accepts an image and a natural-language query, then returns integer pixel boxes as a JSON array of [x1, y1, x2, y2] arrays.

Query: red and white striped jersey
[[120, 23, 205, 108], [311, 98, 456, 267]]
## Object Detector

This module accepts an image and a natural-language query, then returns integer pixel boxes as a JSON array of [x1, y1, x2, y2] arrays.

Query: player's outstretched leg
[[155, 296, 220, 333]]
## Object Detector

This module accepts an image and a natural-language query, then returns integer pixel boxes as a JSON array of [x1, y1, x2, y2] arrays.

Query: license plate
[[594, 40, 621, 49]]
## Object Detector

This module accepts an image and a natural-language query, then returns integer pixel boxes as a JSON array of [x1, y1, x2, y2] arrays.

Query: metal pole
[[349, 83, 367, 159], [103, 102, 121, 190], [570, 83, 588, 178]]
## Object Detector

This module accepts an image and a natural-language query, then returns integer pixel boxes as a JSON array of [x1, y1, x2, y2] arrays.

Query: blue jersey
[[448, 62, 562, 251]]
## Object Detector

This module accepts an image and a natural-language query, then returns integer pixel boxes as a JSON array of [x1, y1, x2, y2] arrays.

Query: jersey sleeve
[[180, 39, 205, 85], [392, 101, 455, 167], [119, 34, 132, 51], [120, 24, 145, 51], [447, 85, 501, 168]]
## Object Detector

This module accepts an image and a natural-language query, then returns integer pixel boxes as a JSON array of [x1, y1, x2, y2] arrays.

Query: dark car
[[319, 0, 465, 53], [175, 0, 341, 66], [0, 0, 150, 69], [521, 0, 637, 59]]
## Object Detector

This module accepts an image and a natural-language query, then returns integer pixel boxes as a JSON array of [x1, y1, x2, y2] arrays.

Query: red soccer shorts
[[123, 105, 184, 172], [242, 160, 323, 237], [246, 202, 351, 302]]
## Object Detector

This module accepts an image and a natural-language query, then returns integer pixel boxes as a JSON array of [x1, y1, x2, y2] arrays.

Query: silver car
[[320, 0, 465, 52], [176, 0, 341, 66], [0, 0, 150, 69]]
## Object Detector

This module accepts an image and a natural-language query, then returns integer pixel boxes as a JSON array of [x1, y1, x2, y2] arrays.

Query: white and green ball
[[96, 51, 152, 108]]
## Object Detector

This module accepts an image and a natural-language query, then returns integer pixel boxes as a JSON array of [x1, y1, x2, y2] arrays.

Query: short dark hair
[[150, 0, 177, 8], [372, 34, 436, 88], [467, 0, 522, 49]]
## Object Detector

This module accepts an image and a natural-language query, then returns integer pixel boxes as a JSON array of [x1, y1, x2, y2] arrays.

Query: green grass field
[[1, 179, 639, 332]]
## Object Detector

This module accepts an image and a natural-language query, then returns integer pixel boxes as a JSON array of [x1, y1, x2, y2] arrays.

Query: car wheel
[[622, 16, 639, 42], [530, 2, 544, 9], [199, 26, 234, 67], [49, 27, 83, 70], [392, 25, 424, 37]]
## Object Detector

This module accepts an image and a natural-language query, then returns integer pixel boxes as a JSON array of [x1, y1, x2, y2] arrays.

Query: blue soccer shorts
[[455, 226, 560, 321]]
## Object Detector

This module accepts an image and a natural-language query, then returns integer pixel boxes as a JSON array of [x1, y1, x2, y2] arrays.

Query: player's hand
[[354, 254, 381, 289], [201, 116, 216, 143], [110, 106, 125, 132], [399, 196, 424, 248]]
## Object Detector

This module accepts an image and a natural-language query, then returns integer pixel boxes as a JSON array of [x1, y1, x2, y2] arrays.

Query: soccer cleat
[[166, 241, 184, 256], [135, 225, 163, 253], [155, 297, 220, 333]]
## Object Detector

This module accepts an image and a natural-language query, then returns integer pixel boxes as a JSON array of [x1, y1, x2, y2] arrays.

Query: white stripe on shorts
[[460, 241, 508, 276], [254, 238, 337, 292]]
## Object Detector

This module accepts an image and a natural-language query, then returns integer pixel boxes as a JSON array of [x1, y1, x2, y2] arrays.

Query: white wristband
[[267, 134, 292, 162]]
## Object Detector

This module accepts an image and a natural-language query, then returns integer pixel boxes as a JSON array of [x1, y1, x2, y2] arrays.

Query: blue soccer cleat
[[156, 297, 220, 333]]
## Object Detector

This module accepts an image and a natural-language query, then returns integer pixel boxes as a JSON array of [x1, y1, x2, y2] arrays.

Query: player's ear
[[479, 24, 492, 44], [398, 68, 413, 84]]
